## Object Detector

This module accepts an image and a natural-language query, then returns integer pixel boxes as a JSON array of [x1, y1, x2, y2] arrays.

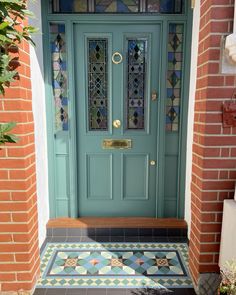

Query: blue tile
[[96, 228, 110, 236], [53, 228, 67, 237], [153, 228, 168, 237], [67, 228, 81, 237], [139, 228, 153, 236], [110, 228, 124, 236], [124, 228, 139, 237], [46, 228, 53, 237]]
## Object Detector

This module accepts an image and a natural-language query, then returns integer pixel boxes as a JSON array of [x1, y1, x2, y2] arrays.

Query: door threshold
[[47, 217, 187, 229]]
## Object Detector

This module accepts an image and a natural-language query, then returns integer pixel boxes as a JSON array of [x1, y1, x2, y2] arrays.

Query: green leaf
[[22, 9, 35, 18], [0, 21, 9, 30], [4, 134, 19, 143], [0, 33, 11, 42], [0, 0, 23, 3], [0, 122, 16, 133], [0, 0, 37, 94], [25, 26, 39, 34]]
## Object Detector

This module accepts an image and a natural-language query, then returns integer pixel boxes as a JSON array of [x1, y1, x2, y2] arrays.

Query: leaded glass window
[[95, 0, 139, 13], [52, 0, 88, 13], [88, 39, 109, 131], [50, 23, 68, 131], [147, 0, 183, 13], [51, 0, 184, 13], [126, 39, 147, 130], [166, 24, 184, 132]]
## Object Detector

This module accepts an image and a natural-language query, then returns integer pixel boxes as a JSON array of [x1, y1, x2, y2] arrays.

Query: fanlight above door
[[51, 0, 184, 14]]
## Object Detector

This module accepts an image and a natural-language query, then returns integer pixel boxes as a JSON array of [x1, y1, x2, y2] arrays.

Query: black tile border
[[46, 227, 188, 238]]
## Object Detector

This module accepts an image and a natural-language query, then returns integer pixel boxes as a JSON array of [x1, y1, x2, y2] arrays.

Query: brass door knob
[[150, 160, 156, 166], [113, 119, 121, 129]]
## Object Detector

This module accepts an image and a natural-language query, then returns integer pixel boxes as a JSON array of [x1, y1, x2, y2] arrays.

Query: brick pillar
[[0, 39, 40, 292], [189, 0, 236, 294]]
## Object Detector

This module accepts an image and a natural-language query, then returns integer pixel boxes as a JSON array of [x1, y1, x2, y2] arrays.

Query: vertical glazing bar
[[53, 0, 60, 12], [88, 0, 95, 12]]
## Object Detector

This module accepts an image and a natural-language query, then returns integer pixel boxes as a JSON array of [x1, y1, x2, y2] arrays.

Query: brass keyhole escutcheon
[[113, 119, 121, 129], [152, 90, 158, 101]]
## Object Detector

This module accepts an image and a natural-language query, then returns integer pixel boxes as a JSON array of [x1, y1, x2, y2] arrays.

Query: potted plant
[[219, 259, 236, 295]]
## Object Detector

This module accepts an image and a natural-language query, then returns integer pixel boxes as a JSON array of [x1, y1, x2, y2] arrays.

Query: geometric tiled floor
[[36, 242, 193, 289]]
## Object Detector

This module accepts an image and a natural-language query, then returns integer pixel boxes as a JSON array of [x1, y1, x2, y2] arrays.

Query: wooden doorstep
[[47, 217, 187, 229]]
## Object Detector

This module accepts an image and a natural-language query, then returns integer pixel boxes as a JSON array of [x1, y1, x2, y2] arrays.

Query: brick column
[[0, 39, 40, 292], [189, 0, 236, 293]]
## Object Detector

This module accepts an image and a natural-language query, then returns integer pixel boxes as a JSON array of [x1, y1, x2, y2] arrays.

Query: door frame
[[41, 0, 193, 218]]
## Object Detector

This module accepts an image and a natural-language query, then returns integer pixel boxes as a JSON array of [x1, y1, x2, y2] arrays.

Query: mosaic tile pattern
[[50, 23, 68, 131], [166, 24, 184, 132], [37, 242, 193, 288]]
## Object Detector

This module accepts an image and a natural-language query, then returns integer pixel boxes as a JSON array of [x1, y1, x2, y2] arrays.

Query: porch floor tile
[[36, 240, 194, 292]]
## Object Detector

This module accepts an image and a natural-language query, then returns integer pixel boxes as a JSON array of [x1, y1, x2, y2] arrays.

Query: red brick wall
[[189, 0, 236, 285], [0, 39, 40, 292]]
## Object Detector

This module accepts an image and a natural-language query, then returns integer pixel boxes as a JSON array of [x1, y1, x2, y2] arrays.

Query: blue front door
[[75, 23, 160, 216]]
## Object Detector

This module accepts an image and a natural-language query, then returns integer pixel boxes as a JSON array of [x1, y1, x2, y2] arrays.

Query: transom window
[[51, 0, 183, 14]]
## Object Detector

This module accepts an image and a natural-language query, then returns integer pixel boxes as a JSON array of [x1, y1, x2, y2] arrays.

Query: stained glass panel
[[95, 0, 139, 13], [50, 23, 68, 131], [88, 39, 108, 131], [52, 0, 88, 13], [147, 0, 183, 13], [126, 39, 147, 130], [166, 24, 184, 132]]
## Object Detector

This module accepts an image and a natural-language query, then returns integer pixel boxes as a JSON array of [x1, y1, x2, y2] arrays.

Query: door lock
[[150, 160, 156, 166]]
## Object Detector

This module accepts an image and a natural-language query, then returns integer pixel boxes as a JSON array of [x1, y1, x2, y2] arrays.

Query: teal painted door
[[75, 24, 160, 217]]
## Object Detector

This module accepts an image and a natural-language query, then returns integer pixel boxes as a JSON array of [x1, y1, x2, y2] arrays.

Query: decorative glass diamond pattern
[[50, 23, 68, 131], [88, 39, 108, 131], [52, 0, 88, 13], [95, 0, 139, 13], [166, 24, 184, 132], [147, 0, 183, 13], [127, 39, 147, 130]]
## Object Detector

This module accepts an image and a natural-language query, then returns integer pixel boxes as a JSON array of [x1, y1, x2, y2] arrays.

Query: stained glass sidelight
[[88, 39, 108, 131], [52, 0, 88, 13], [147, 0, 183, 13], [95, 0, 139, 12], [166, 24, 184, 132], [126, 39, 147, 130], [50, 23, 68, 131]]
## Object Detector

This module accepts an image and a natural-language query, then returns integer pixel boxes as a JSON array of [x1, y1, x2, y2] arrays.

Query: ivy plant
[[0, 0, 37, 147]]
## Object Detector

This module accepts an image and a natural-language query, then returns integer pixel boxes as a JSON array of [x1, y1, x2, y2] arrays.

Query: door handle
[[150, 160, 156, 166], [113, 119, 121, 129]]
